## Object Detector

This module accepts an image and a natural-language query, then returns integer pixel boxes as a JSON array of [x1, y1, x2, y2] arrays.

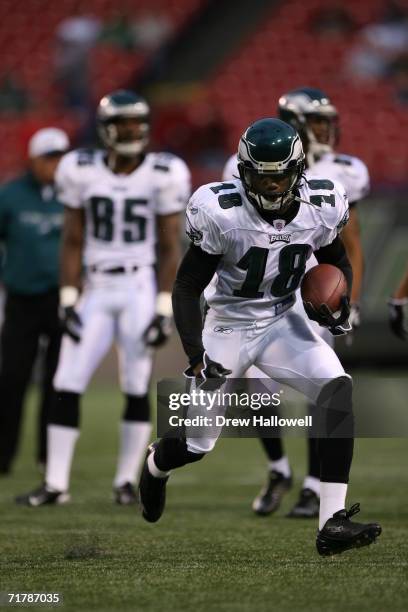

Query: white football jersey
[[222, 151, 369, 205], [309, 152, 369, 204], [56, 149, 191, 268], [186, 178, 349, 321]]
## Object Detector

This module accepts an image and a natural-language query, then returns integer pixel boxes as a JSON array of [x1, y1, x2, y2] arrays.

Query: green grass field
[[0, 384, 407, 612]]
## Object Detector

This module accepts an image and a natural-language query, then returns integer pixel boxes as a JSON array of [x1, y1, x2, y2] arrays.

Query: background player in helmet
[[223, 87, 368, 519], [17, 90, 191, 507], [139, 118, 381, 557]]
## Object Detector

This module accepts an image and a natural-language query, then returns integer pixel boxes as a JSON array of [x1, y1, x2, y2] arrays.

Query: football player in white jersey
[[17, 90, 191, 506], [223, 88, 369, 519], [139, 118, 381, 556]]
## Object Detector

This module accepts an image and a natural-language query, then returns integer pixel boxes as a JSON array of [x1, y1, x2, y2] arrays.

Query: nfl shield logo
[[273, 219, 286, 231]]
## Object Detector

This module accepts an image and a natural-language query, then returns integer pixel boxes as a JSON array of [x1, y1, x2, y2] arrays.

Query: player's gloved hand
[[144, 315, 172, 347], [59, 286, 82, 342], [59, 305, 82, 343], [184, 352, 232, 391], [303, 295, 350, 329], [388, 298, 408, 341], [328, 319, 352, 336]]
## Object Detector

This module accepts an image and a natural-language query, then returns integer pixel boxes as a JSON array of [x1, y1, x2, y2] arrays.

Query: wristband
[[60, 286, 79, 308], [156, 292, 173, 317]]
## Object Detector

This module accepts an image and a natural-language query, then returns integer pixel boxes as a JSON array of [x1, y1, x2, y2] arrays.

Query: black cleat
[[15, 484, 70, 507], [316, 503, 382, 556], [114, 482, 138, 506], [287, 487, 319, 518], [252, 470, 293, 516], [139, 443, 169, 523]]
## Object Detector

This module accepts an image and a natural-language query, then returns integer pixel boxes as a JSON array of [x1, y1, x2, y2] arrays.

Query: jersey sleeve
[[222, 154, 239, 181], [338, 156, 370, 204], [313, 154, 370, 205], [317, 179, 350, 249], [55, 151, 86, 209], [154, 155, 191, 216], [185, 186, 226, 255]]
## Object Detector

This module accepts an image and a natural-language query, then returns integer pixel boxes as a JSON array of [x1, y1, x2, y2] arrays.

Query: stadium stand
[[209, 0, 408, 185], [0, 0, 206, 179]]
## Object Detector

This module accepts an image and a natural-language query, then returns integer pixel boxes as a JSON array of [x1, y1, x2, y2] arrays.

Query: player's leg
[[114, 270, 156, 504], [246, 369, 292, 515], [139, 317, 249, 522], [16, 290, 115, 505], [287, 304, 334, 518], [0, 295, 40, 474], [286, 436, 320, 518], [254, 310, 381, 554], [37, 296, 62, 469]]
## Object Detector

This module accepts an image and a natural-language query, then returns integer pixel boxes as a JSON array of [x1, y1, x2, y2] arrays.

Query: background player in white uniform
[[17, 90, 191, 506], [139, 118, 381, 557], [223, 88, 369, 518]]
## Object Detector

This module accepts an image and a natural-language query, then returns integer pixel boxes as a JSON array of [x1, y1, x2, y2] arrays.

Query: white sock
[[303, 475, 320, 497], [268, 456, 291, 478], [147, 451, 170, 479], [45, 425, 79, 492], [114, 421, 152, 487], [319, 482, 348, 530]]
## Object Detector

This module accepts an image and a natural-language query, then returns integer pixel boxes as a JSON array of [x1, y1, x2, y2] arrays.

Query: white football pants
[[186, 306, 349, 454], [54, 266, 156, 395]]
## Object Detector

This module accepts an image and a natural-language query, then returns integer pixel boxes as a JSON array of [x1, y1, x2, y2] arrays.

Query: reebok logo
[[214, 326, 233, 334]]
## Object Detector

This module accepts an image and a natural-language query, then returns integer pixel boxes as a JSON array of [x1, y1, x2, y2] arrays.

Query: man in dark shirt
[[0, 127, 69, 474]]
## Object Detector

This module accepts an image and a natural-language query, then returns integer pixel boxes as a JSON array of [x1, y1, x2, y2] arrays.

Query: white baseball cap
[[28, 127, 70, 158]]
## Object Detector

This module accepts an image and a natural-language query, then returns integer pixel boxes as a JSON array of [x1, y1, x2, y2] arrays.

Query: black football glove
[[184, 352, 232, 391], [304, 294, 350, 326], [59, 306, 82, 343], [328, 319, 352, 337], [388, 298, 408, 341], [144, 315, 172, 347]]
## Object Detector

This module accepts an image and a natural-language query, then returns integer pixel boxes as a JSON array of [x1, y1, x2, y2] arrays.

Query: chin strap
[[293, 194, 315, 207]]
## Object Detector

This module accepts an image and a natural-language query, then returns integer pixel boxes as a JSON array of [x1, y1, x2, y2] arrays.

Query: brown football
[[301, 264, 347, 313]]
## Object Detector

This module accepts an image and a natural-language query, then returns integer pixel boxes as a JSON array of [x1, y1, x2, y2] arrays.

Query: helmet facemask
[[237, 120, 305, 215], [97, 90, 150, 157], [98, 118, 150, 156], [239, 163, 303, 214], [304, 112, 339, 164], [278, 88, 339, 166]]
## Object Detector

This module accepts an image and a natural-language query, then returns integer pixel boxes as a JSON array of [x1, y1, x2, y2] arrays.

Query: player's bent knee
[[316, 375, 353, 405], [124, 394, 150, 422], [50, 391, 80, 428], [316, 376, 354, 438]]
